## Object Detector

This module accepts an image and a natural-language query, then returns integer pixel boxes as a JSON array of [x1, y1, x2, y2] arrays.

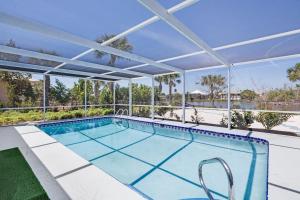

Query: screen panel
[[174, 0, 300, 47]]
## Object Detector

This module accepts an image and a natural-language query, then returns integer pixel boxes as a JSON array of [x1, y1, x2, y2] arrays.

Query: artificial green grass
[[0, 148, 49, 200]]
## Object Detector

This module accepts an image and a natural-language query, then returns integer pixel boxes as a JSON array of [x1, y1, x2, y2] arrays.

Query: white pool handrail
[[198, 157, 234, 200], [122, 109, 128, 116], [115, 109, 124, 116]]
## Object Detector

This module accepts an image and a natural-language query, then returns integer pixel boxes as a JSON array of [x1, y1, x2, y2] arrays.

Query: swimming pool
[[38, 117, 269, 200]]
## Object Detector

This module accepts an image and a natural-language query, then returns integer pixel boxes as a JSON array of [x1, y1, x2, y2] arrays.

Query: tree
[[28, 49, 60, 106], [99, 85, 113, 104], [94, 34, 133, 66], [32, 80, 44, 106], [94, 34, 133, 93], [240, 89, 257, 101], [50, 79, 70, 106], [70, 79, 93, 105], [132, 83, 151, 105], [115, 83, 129, 104], [287, 63, 300, 98], [154, 76, 164, 93], [266, 88, 295, 102], [256, 112, 292, 130], [198, 75, 226, 105], [161, 74, 181, 105], [93, 80, 105, 104], [287, 63, 300, 84], [0, 40, 34, 106]]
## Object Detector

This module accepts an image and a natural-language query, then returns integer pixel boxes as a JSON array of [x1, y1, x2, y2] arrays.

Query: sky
[[1, 0, 300, 93]]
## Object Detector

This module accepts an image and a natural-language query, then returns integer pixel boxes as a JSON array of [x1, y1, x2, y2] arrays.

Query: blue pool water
[[38, 117, 269, 200]]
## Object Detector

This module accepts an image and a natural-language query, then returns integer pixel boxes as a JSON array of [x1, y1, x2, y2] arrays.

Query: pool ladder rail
[[198, 157, 234, 200], [115, 109, 129, 116]]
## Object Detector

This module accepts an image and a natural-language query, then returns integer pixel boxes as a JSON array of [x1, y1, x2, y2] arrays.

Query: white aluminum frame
[[138, 0, 233, 128], [0, 60, 128, 80], [0, 45, 151, 78], [151, 76, 155, 119], [84, 79, 87, 116], [120, 28, 300, 72], [44, 0, 199, 76], [0, 0, 299, 129], [129, 79, 132, 116], [0, 12, 183, 73]]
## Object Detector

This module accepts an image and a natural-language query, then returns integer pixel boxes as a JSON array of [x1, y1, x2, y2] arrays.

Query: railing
[[115, 108, 129, 116], [198, 157, 234, 200]]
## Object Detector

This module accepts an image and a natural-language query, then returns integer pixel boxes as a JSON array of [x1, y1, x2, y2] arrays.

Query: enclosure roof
[[0, 0, 300, 80]]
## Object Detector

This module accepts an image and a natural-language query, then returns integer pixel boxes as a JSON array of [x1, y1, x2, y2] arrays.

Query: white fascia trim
[[0, 12, 183, 73], [47, 0, 199, 74], [138, 0, 231, 67], [0, 45, 149, 78], [0, 60, 127, 80]]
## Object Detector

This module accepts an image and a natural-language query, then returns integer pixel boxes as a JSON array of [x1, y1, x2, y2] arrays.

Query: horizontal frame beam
[[109, 28, 300, 75], [0, 60, 129, 80], [47, 0, 199, 75], [138, 0, 231, 67], [0, 45, 149, 78], [0, 12, 183, 73], [150, 53, 300, 77]]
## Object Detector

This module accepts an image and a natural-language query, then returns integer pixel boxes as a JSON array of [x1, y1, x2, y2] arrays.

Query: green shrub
[[46, 113, 60, 120], [191, 107, 203, 124], [87, 108, 102, 117], [102, 108, 113, 115], [0, 108, 113, 125], [256, 112, 292, 130], [59, 112, 75, 120], [72, 109, 84, 118], [220, 111, 255, 129]]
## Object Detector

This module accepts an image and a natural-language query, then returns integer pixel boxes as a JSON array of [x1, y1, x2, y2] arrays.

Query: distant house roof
[[190, 90, 208, 95]]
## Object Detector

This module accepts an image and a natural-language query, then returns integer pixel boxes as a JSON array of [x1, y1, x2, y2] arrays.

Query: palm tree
[[94, 34, 133, 66], [161, 74, 181, 105], [94, 34, 133, 93], [198, 75, 226, 106], [154, 76, 164, 93], [93, 80, 104, 105], [287, 63, 300, 98], [287, 63, 300, 83]]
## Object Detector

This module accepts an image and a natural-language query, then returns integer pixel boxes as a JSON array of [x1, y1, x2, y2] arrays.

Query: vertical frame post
[[151, 76, 155, 120], [84, 79, 87, 117], [113, 81, 116, 114], [43, 75, 46, 121], [129, 79, 132, 116], [182, 71, 186, 123], [227, 66, 232, 129]]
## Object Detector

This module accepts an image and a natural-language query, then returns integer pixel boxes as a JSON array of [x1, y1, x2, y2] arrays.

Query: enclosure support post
[[129, 79, 132, 116], [151, 76, 155, 120], [84, 79, 87, 117], [113, 81, 116, 114], [227, 66, 232, 130], [43, 75, 46, 121], [182, 71, 186, 123]]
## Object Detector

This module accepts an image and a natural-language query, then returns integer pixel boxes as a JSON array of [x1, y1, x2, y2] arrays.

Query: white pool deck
[[1, 116, 300, 200]]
